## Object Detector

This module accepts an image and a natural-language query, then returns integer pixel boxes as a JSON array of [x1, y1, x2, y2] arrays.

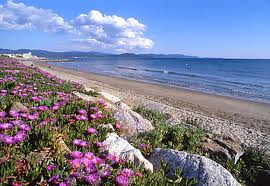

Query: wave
[[117, 66, 192, 75], [117, 66, 138, 71]]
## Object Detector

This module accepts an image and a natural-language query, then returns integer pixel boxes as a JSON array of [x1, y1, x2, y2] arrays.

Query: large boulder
[[103, 133, 153, 171], [149, 148, 241, 186], [201, 133, 244, 164], [113, 102, 154, 136]]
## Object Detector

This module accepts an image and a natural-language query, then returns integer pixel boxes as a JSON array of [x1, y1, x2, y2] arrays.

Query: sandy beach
[[27, 60, 270, 150]]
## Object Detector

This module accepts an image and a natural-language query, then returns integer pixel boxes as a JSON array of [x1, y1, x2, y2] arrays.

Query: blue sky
[[0, 0, 270, 58]]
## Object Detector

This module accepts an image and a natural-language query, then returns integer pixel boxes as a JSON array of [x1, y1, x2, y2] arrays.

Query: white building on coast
[[2, 52, 43, 60]]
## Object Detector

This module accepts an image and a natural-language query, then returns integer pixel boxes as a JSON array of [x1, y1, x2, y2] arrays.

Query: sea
[[49, 57, 270, 104]]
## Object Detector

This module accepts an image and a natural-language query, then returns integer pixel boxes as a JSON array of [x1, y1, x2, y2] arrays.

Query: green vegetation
[[133, 106, 270, 185], [213, 147, 270, 185], [132, 106, 204, 157], [0, 59, 196, 185]]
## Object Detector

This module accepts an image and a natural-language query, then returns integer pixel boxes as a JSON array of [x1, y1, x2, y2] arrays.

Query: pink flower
[[14, 133, 26, 143], [94, 141, 104, 148], [20, 113, 29, 118], [99, 169, 111, 178], [69, 151, 83, 159], [12, 181, 22, 186], [92, 157, 103, 164], [116, 122, 122, 129], [72, 139, 89, 147], [90, 114, 98, 119], [84, 152, 95, 160], [0, 111, 6, 117], [2, 136, 16, 144], [116, 175, 129, 186], [120, 168, 134, 177], [72, 139, 81, 146], [85, 173, 100, 185], [9, 111, 19, 118], [48, 174, 59, 183], [79, 140, 89, 147], [27, 115, 38, 120], [0, 123, 13, 130], [46, 164, 56, 171], [38, 106, 48, 111], [75, 115, 88, 121], [52, 105, 60, 110], [11, 120, 23, 125], [71, 159, 81, 169], [78, 109, 87, 115], [87, 128, 97, 135], [31, 96, 40, 101], [18, 124, 31, 131]]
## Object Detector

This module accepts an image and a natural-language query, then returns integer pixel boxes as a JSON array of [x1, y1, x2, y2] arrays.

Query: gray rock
[[84, 87, 95, 92], [73, 91, 97, 102], [113, 102, 154, 136], [73, 91, 115, 109], [103, 133, 153, 171], [201, 133, 244, 164], [149, 148, 241, 186], [100, 124, 115, 132], [10, 102, 28, 112], [99, 91, 121, 103]]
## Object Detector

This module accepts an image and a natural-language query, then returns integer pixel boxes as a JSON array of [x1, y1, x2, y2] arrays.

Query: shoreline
[[27, 60, 270, 149], [49, 62, 270, 105]]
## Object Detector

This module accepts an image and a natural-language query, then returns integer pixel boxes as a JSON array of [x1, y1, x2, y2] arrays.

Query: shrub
[[132, 106, 204, 157]]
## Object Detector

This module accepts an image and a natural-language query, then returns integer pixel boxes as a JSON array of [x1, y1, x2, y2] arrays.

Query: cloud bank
[[0, 0, 154, 51]]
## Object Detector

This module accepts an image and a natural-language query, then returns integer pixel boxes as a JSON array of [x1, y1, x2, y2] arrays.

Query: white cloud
[[72, 10, 154, 51], [0, 0, 73, 32], [0, 1, 154, 51]]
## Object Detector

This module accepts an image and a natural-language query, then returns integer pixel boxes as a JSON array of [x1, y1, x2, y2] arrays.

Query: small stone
[[201, 133, 244, 164], [10, 102, 28, 112]]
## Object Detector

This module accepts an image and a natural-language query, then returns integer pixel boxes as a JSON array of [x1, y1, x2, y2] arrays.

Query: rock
[[73, 91, 115, 109], [52, 132, 71, 154], [121, 98, 137, 109], [113, 102, 154, 136], [99, 92, 121, 103], [73, 91, 97, 102], [100, 124, 115, 132], [10, 102, 28, 112], [255, 169, 270, 186], [25, 151, 48, 164], [201, 133, 244, 164], [84, 87, 95, 92], [103, 133, 153, 171], [149, 148, 241, 186]]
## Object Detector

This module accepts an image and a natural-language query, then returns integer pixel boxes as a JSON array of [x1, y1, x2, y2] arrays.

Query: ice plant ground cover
[[0, 58, 196, 185]]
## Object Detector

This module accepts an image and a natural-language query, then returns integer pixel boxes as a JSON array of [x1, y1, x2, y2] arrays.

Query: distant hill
[[115, 53, 197, 58], [0, 48, 198, 59]]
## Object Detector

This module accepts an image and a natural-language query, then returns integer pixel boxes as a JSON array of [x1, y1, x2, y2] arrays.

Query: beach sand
[[26, 60, 270, 149]]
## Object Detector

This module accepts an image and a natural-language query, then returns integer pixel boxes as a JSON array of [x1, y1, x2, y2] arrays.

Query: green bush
[[132, 106, 204, 157]]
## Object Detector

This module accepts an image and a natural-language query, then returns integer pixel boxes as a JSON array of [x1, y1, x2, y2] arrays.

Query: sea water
[[50, 57, 270, 103]]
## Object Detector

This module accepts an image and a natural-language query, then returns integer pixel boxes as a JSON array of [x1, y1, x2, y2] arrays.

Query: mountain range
[[0, 48, 198, 59]]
